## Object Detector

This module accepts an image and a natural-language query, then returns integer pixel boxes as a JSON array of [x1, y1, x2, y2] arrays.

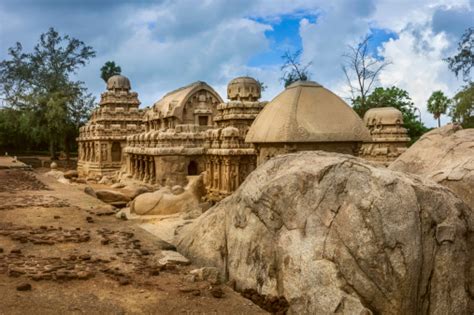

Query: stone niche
[[359, 107, 410, 166], [245, 80, 371, 165], [77, 75, 144, 177]]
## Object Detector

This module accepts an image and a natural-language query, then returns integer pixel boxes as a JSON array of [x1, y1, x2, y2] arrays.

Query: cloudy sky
[[0, 0, 472, 127]]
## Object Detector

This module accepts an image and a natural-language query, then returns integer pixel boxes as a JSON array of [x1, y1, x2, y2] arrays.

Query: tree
[[352, 86, 429, 143], [256, 80, 267, 92], [100, 61, 121, 83], [0, 27, 96, 158], [427, 91, 451, 127], [342, 35, 391, 107], [280, 49, 311, 87], [450, 83, 473, 128], [445, 28, 474, 82]]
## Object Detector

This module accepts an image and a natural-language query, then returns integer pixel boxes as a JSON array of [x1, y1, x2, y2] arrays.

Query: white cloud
[[378, 26, 461, 127], [1, 0, 472, 129]]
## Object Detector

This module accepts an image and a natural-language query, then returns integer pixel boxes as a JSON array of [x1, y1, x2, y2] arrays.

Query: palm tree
[[100, 61, 121, 83], [427, 91, 451, 127]]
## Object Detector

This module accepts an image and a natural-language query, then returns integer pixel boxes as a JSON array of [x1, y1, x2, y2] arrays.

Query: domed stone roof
[[107, 75, 131, 90], [227, 76, 261, 101], [245, 80, 371, 143], [364, 107, 404, 127]]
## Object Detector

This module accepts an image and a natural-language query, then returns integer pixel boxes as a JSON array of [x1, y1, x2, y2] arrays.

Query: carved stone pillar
[[149, 157, 155, 184], [143, 156, 150, 183]]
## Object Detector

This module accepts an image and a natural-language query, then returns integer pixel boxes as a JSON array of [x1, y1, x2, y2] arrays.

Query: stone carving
[[77, 75, 144, 177], [204, 77, 266, 201], [359, 107, 410, 165]]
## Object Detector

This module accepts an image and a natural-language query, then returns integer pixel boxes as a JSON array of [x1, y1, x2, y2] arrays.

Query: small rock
[[210, 287, 224, 298], [86, 216, 94, 223], [118, 277, 130, 286], [190, 267, 220, 285], [79, 254, 91, 261], [63, 170, 78, 179], [84, 186, 97, 198], [77, 271, 93, 280], [111, 183, 125, 189], [16, 283, 32, 291], [158, 250, 190, 266]]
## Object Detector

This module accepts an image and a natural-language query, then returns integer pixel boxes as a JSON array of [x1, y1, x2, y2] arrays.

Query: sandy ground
[[0, 168, 267, 315]]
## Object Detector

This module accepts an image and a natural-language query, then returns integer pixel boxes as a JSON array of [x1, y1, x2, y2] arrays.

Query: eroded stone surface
[[390, 124, 474, 210], [177, 151, 473, 314]]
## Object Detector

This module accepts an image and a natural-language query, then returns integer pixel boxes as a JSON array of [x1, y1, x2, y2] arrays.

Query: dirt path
[[0, 169, 267, 315]]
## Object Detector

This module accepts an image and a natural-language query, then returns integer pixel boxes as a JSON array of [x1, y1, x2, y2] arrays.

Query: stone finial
[[106, 75, 131, 91], [227, 76, 261, 101]]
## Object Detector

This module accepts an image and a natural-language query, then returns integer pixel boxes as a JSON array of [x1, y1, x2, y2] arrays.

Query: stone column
[[143, 156, 150, 183]]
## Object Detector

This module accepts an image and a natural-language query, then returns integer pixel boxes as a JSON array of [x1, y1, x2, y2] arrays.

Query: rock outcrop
[[177, 151, 473, 314], [390, 124, 474, 210]]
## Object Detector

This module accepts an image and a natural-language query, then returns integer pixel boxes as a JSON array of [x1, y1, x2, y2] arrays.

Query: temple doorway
[[187, 160, 198, 175], [111, 142, 122, 162]]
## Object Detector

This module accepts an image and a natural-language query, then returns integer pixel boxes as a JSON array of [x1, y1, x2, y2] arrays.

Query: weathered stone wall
[[255, 142, 360, 165]]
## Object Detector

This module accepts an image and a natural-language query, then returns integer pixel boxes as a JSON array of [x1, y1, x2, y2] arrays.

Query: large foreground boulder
[[390, 124, 474, 210], [177, 151, 473, 314]]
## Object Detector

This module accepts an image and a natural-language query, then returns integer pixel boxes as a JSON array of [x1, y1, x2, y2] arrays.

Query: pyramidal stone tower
[[77, 75, 144, 177]]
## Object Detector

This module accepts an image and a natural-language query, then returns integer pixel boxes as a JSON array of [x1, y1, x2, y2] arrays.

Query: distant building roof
[[148, 81, 223, 119], [245, 80, 371, 143]]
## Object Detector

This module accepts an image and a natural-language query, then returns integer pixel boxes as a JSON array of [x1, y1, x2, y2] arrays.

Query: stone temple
[[359, 107, 410, 165], [77, 75, 144, 177], [122, 81, 223, 187], [77, 76, 411, 202], [245, 80, 371, 165]]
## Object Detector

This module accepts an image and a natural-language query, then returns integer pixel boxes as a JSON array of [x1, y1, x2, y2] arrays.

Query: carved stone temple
[[359, 107, 410, 165], [122, 81, 223, 187], [78, 77, 412, 202], [77, 75, 144, 177], [245, 80, 371, 165], [203, 77, 266, 201]]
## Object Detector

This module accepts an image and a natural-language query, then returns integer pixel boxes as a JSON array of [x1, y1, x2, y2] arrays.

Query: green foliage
[[352, 86, 429, 143], [450, 83, 474, 128], [445, 28, 474, 82], [256, 80, 267, 92], [280, 50, 311, 87], [427, 90, 451, 127], [0, 27, 95, 157], [100, 61, 121, 83]]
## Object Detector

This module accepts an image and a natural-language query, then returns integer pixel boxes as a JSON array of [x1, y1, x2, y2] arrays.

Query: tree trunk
[[49, 139, 56, 160], [438, 116, 441, 128], [64, 133, 70, 162]]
